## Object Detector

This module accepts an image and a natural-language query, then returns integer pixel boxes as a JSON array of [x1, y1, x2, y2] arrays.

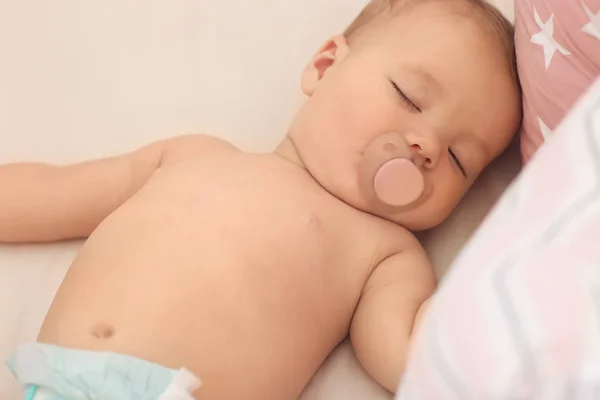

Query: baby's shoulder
[[159, 134, 240, 165], [357, 217, 426, 273], [360, 222, 434, 295], [374, 218, 424, 254]]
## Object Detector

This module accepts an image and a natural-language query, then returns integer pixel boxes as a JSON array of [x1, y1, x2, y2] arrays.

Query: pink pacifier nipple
[[358, 132, 425, 211], [374, 158, 424, 207]]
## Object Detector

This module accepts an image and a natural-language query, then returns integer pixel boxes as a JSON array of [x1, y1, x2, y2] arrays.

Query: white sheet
[[0, 0, 515, 398]]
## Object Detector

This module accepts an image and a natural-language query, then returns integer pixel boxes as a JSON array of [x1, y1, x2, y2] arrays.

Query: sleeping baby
[[1, 0, 521, 398]]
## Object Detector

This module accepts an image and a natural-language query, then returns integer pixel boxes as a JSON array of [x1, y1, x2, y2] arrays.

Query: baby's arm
[[0, 134, 232, 243], [350, 244, 436, 393]]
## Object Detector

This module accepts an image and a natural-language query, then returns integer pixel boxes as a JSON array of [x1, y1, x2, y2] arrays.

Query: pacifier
[[358, 132, 425, 211]]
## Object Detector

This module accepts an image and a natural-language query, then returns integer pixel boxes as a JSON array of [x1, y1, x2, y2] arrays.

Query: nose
[[406, 132, 442, 169]]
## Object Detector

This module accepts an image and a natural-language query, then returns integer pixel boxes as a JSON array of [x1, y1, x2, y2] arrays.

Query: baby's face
[[288, 2, 521, 230]]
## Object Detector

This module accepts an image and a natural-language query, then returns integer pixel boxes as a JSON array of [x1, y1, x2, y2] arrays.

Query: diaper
[[5, 343, 201, 400]]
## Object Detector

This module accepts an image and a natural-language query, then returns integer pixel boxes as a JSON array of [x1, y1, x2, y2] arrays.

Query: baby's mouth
[[358, 132, 425, 213]]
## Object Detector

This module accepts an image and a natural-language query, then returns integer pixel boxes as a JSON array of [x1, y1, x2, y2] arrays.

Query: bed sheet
[[0, 0, 515, 398]]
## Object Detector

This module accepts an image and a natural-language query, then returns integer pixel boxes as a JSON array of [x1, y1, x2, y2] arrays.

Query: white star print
[[581, 1, 600, 42], [538, 117, 553, 140], [531, 7, 571, 69]]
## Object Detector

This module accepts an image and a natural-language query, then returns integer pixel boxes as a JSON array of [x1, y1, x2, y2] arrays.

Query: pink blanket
[[398, 78, 600, 399]]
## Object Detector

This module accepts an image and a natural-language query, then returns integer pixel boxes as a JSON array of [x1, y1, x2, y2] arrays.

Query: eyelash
[[448, 149, 467, 177], [391, 81, 421, 113]]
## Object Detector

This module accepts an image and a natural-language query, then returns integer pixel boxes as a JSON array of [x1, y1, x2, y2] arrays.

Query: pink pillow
[[515, 0, 600, 163]]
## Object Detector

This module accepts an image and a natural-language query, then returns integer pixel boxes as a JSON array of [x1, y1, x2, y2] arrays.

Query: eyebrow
[[400, 66, 445, 99]]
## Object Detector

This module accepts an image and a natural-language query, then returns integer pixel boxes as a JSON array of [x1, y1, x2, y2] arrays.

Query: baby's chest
[[156, 160, 314, 216], [140, 161, 380, 268]]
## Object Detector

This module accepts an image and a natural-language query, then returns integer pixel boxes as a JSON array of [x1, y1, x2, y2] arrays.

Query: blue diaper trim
[[6, 343, 183, 400], [25, 385, 39, 400]]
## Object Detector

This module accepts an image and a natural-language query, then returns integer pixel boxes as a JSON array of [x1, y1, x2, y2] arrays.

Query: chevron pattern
[[397, 79, 600, 400]]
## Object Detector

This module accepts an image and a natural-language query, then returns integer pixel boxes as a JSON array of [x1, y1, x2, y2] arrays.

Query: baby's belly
[[38, 209, 361, 399]]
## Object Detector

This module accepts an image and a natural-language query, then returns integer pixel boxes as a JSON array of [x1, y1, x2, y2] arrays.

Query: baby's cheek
[[428, 179, 465, 221], [324, 71, 395, 141]]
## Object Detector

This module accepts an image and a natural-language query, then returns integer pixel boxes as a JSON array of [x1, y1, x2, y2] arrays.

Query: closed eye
[[449, 149, 467, 177], [390, 81, 421, 113]]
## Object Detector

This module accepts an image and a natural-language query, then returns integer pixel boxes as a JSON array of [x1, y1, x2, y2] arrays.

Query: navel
[[90, 322, 116, 339]]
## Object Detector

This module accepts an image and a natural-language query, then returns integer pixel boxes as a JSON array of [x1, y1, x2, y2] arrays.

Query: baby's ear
[[301, 35, 350, 96]]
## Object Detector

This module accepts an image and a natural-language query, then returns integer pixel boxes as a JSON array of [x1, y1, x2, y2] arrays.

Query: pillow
[[396, 77, 600, 399], [516, 0, 600, 163]]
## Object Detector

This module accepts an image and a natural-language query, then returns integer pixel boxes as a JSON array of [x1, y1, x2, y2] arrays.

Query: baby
[[1, 0, 521, 398]]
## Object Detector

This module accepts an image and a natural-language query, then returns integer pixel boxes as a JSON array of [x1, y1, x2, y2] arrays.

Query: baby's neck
[[273, 136, 337, 198], [273, 137, 308, 171]]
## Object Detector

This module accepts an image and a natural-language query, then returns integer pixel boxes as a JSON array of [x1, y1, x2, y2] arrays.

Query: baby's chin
[[322, 184, 442, 231], [356, 195, 450, 231], [394, 214, 446, 232], [372, 209, 443, 231], [338, 188, 449, 232]]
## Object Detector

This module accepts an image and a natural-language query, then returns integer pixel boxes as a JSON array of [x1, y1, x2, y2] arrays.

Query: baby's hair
[[344, 0, 518, 84]]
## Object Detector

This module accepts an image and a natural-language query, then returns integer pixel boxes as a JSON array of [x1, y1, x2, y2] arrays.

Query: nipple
[[358, 132, 425, 211]]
